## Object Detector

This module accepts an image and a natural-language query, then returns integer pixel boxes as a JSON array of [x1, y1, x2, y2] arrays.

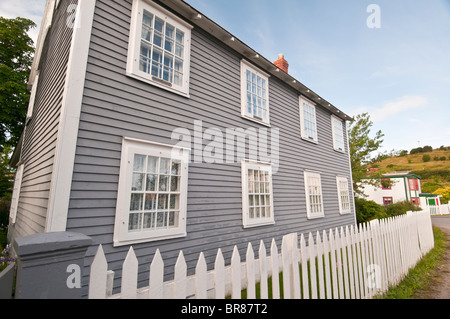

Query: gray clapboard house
[[8, 0, 356, 291]]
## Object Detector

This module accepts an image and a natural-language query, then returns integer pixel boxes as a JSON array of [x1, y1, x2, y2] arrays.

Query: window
[[241, 60, 270, 126], [409, 179, 420, 191], [127, 0, 192, 96], [411, 198, 420, 206], [304, 171, 324, 219], [383, 197, 393, 206], [241, 160, 274, 228], [114, 138, 189, 246], [331, 115, 345, 152], [9, 164, 24, 224], [336, 176, 351, 215], [299, 97, 318, 143], [381, 178, 391, 190]]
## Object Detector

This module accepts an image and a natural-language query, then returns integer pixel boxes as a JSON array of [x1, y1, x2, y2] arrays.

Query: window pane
[[129, 213, 142, 231], [176, 30, 184, 43], [160, 158, 170, 174], [146, 174, 157, 192], [145, 194, 157, 211], [158, 194, 169, 210], [170, 194, 179, 209], [130, 193, 143, 211], [170, 176, 179, 192], [132, 173, 144, 191], [154, 16, 164, 32], [134, 154, 146, 172], [143, 212, 154, 229], [171, 160, 181, 175], [156, 212, 167, 228], [168, 211, 179, 227], [159, 175, 169, 191], [147, 156, 158, 173]]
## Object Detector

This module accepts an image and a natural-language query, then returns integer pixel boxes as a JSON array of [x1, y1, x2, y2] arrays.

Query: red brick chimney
[[274, 53, 289, 73]]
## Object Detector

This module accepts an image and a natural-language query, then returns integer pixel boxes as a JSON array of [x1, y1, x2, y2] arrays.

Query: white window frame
[[241, 160, 275, 228], [299, 96, 318, 143], [336, 176, 351, 215], [331, 115, 345, 153], [127, 0, 193, 97], [304, 171, 324, 219], [240, 60, 271, 126], [113, 137, 190, 246], [9, 164, 24, 224]]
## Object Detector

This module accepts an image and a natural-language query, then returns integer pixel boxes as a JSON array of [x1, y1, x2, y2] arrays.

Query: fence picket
[[328, 228, 338, 299], [300, 233, 309, 299], [335, 228, 344, 299], [308, 232, 318, 299], [89, 245, 108, 299], [345, 226, 355, 299], [246, 243, 256, 299], [231, 246, 241, 299], [316, 231, 325, 299], [149, 249, 164, 299], [195, 252, 207, 299], [121, 247, 138, 299], [270, 239, 280, 299], [174, 251, 187, 299], [322, 230, 332, 299], [281, 236, 291, 299], [214, 249, 225, 299], [259, 241, 269, 299]]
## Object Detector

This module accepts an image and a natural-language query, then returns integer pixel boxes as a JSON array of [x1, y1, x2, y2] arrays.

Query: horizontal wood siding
[[10, 1, 76, 239], [66, 0, 355, 294]]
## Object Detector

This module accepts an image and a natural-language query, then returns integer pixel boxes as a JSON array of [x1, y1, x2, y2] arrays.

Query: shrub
[[422, 154, 431, 162], [355, 197, 387, 224], [385, 201, 421, 218], [433, 156, 439, 161], [422, 182, 443, 193], [440, 156, 446, 161]]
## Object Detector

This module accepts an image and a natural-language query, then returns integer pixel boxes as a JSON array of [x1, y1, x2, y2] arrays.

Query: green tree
[[0, 17, 36, 149], [348, 113, 385, 196]]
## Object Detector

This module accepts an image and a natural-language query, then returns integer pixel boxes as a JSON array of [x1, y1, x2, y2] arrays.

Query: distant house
[[8, 0, 356, 292], [359, 171, 422, 206]]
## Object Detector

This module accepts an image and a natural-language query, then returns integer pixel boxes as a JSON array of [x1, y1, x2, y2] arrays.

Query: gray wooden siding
[[9, 0, 77, 240], [66, 0, 355, 292]]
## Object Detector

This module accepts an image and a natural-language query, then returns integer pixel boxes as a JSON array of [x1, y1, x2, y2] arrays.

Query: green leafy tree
[[0, 17, 36, 149], [348, 113, 385, 196]]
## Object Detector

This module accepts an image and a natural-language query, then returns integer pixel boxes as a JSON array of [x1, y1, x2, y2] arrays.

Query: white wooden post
[[308, 232, 318, 299], [149, 249, 164, 299], [231, 246, 241, 299], [89, 245, 108, 299], [259, 240, 269, 299], [214, 249, 225, 299], [246, 243, 256, 299], [300, 233, 309, 299], [316, 231, 325, 299], [121, 247, 138, 299], [328, 228, 338, 299], [174, 251, 187, 299], [322, 230, 332, 299], [270, 239, 280, 299], [281, 237, 291, 299], [195, 252, 207, 299], [335, 228, 344, 299]]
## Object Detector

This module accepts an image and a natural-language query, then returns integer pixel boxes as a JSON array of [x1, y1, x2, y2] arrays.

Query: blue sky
[[2, 0, 449, 156]]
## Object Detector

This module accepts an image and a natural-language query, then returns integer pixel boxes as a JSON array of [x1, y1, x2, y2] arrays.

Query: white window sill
[[114, 231, 187, 247], [126, 72, 190, 99]]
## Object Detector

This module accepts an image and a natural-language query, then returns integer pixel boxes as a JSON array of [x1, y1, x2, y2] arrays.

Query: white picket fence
[[88, 210, 434, 299], [430, 203, 450, 216]]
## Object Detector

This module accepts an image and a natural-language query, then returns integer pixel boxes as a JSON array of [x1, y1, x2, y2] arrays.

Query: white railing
[[88, 210, 434, 299]]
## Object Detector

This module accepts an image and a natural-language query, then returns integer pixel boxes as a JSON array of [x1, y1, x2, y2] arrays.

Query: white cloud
[[370, 95, 429, 122]]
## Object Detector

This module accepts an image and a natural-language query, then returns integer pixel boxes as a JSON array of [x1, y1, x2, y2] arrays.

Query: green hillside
[[368, 147, 450, 193]]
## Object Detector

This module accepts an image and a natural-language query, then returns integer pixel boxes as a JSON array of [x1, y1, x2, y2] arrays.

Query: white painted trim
[[299, 96, 318, 144], [331, 115, 345, 153], [241, 159, 275, 228], [25, 73, 39, 123], [240, 60, 271, 127], [126, 0, 192, 98], [113, 138, 190, 247], [9, 164, 24, 225], [304, 171, 324, 220], [336, 176, 351, 215], [45, 0, 97, 232]]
